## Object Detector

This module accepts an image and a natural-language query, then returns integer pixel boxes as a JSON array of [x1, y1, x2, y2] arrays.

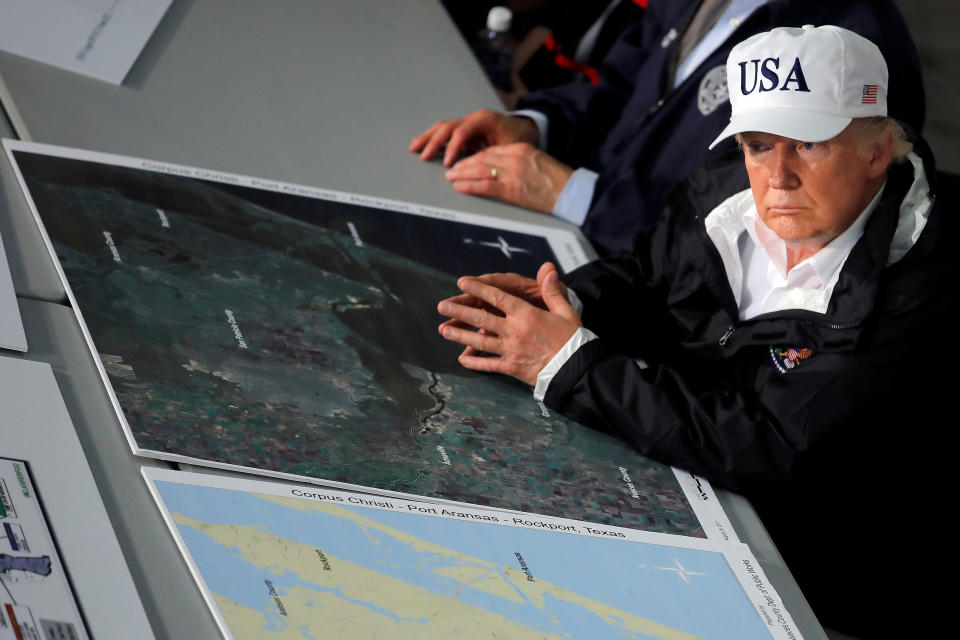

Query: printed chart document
[[0, 0, 172, 84], [145, 468, 804, 640], [0, 458, 88, 640], [0, 356, 152, 638], [6, 139, 735, 541], [0, 229, 26, 352]]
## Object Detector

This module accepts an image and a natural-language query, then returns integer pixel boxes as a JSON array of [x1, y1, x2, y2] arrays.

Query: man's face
[[740, 127, 886, 251]]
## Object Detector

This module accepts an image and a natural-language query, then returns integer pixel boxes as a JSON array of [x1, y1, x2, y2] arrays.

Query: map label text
[[512, 517, 579, 533], [407, 505, 438, 514], [618, 466, 640, 499], [348, 222, 364, 247], [224, 309, 248, 349], [436, 445, 452, 466], [292, 489, 343, 502], [314, 549, 332, 571], [584, 526, 625, 538], [265, 580, 288, 616], [102, 231, 122, 263], [514, 552, 535, 582], [348, 496, 395, 509]]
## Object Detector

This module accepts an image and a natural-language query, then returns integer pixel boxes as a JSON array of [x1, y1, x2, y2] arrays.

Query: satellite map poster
[[144, 468, 803, 640], [6, 140, 732, 539], [0, 457, 89, 640]]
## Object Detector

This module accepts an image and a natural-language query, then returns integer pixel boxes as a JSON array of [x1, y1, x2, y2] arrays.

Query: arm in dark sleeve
[[543, 339, 798, 486], [549, 212, 802, 487], [550, 169, 955, 488], [514, 2, 677, 163], [543, 284, 954, 491]]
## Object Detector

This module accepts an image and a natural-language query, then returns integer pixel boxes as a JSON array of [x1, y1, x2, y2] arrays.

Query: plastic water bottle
[[474, 7, 516, 91]]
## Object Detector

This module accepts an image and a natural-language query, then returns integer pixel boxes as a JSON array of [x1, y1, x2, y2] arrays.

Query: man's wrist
[[533, 327, 598, 402], [508, 109, 549, 149], [552, 168, 598, 226]]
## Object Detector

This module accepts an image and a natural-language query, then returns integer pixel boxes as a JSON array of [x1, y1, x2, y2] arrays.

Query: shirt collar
[[741, 181, 887, 286]]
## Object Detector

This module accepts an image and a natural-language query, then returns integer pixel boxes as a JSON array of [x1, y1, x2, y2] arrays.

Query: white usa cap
[[709, 24, 888, 149]]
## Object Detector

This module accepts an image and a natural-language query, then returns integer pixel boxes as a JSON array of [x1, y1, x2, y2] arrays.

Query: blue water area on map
[[158, 482, 771, 639]]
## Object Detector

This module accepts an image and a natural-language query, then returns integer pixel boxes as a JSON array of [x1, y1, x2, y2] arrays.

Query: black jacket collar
[[667, 138, 939, 354]]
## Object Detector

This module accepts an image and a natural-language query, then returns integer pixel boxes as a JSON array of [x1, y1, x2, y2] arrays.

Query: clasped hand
[[437, 263, 581, 387]]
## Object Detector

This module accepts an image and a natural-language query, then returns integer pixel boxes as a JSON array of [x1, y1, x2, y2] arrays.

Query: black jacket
[[547, 143, 959, 635], [516, 0, 925, 253]]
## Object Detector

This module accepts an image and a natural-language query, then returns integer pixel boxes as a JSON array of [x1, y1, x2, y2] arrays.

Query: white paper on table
[[0, 228, 26, 352], [0, 356, 153, 639], [0, 456, 89, 640], [0, 0, 173, 84]]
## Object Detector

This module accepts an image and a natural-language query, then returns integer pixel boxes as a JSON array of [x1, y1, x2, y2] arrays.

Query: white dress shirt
[[737, 185, 884, 318]]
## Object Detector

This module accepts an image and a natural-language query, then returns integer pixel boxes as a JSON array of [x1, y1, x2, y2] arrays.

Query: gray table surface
[[0, 1, 826, 637]]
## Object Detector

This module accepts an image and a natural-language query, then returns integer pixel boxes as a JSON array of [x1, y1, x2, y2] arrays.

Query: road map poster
[[6, 140, 733, 539], [145, 468, 802, 640], [0, 458, 88, 640]]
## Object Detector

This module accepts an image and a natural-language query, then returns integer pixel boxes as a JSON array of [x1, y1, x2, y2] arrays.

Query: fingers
[[536, 262, 574, 314], [443, 149, 505, 199], [437, 298, 507, 335], [411, 119, 461, 162], [444, 155, 499, 182], [443, 144, 565, 214], [457, 350, 505, 374], [539, 268, 578, 320], [536, 262, 557, 287], [457, 342, 507, 375], [444, 122, 483, 167], [438, 322, 503, 355], [456, 277, 524, 315], [444, 109, 513, 166], [410, 110, 512, 166], [409, 123, 438, 153], [438, 291, 483, 309], [437, 318, 478, 333], [437, 270, 578, 386]]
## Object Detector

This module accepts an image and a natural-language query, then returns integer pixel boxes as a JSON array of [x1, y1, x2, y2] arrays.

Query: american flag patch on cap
[[862, 84, 878, 104]]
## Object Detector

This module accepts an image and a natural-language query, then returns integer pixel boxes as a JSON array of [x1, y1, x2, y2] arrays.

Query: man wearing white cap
[[412, 1, 925, 255], [437, 25, 957, 636]]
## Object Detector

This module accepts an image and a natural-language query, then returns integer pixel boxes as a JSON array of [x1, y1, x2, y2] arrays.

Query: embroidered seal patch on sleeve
[[769, 346, 813, 374]]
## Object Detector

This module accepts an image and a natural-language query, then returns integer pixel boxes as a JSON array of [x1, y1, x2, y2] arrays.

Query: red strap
[[542, 0, 648, 84], [551, 52, 600, 85]]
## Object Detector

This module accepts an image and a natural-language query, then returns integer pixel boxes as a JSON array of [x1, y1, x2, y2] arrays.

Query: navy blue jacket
[[516, 0, 925, 253]]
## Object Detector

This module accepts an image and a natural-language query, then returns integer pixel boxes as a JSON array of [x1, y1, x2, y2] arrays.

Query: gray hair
[[846, 116, 913, 163]]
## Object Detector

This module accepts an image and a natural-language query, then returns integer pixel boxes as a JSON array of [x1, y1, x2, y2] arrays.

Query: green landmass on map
[[15, 150, 703, 536]]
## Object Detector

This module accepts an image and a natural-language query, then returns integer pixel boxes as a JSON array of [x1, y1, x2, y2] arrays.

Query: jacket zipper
[[803, 320, 860, 332], [718, 319, 859, 347], [719, 325, 735, 346]]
